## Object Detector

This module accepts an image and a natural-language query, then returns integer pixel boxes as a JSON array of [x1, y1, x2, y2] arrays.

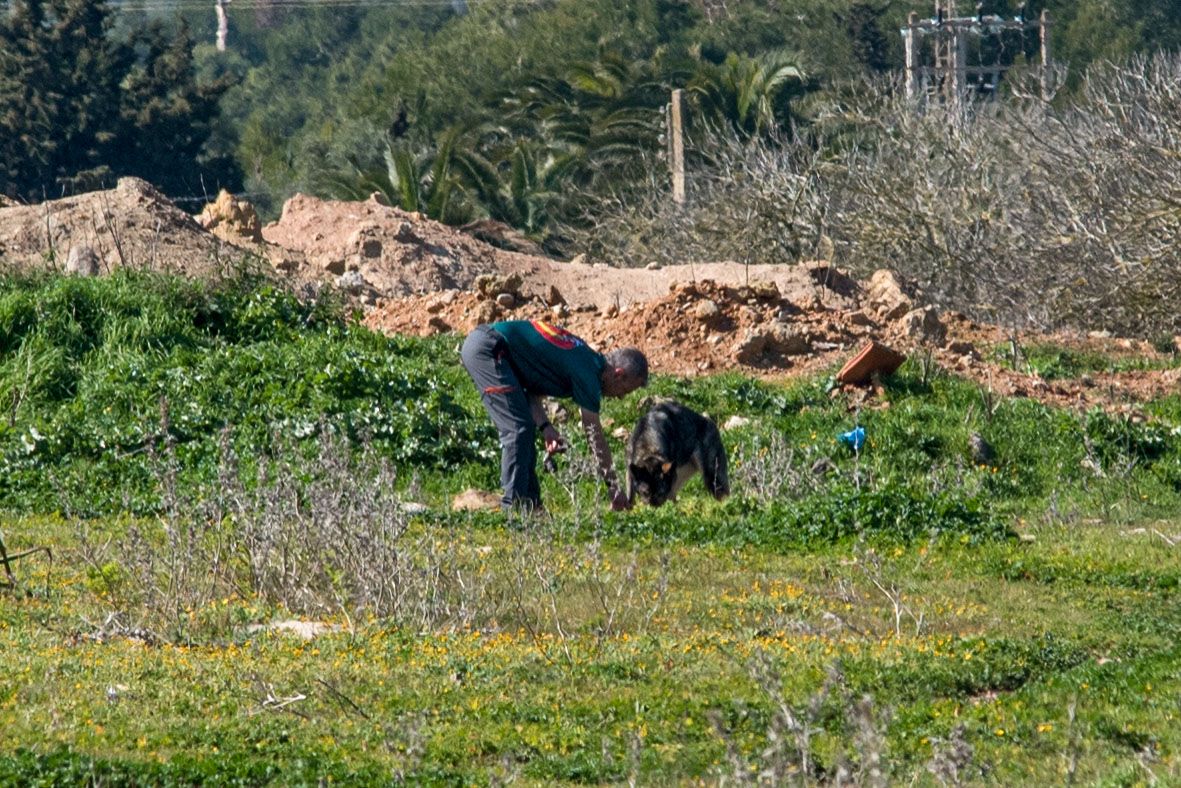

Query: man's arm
[[581, 408, 630, 511]]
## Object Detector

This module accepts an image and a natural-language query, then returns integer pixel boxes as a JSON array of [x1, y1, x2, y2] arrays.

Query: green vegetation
[[11, 0, 1181, 239], [2, 518, 1179, 783], [0, 271, 493, 514], [1, 272, 1180, 782], [992, 340, 1181, 380], [4, 272, 1179, 528]]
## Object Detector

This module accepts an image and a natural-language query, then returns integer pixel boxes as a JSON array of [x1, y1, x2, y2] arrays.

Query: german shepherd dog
[[627, 400, 729, 507]]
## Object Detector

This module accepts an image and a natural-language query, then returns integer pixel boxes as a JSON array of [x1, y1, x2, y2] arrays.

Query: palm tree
[[501, 52, 673, 187], [318, 126, 480, 225], [687, 51, 807, 137]]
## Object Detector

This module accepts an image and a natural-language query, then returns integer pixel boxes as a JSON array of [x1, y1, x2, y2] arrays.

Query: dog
[[627, 400, 729, 507]]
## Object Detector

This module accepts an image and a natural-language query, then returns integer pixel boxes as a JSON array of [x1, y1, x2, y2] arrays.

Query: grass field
[[2, 272, 1179, 784]]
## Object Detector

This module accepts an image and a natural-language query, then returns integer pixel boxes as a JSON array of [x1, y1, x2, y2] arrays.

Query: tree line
[[5, 0, 1181, 246]]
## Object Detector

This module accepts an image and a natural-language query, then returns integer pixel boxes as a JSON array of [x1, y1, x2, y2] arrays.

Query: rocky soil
[[2, 179, 1177, 413]]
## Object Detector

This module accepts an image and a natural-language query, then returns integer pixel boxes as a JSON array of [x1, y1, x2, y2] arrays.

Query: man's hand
[[541, 423, 566, 455]]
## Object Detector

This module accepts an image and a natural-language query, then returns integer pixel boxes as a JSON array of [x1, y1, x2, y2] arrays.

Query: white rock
[[723, 415, 751, 430]]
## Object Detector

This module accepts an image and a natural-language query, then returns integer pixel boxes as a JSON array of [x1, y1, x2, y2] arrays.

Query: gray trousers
[[460, 325, 541, 510]]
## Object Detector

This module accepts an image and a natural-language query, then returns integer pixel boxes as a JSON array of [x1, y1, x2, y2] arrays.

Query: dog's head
[[629, 456, 675, 507]]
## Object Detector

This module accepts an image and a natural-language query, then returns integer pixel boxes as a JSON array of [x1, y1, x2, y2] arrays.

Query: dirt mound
[[365, 271, 1180, 413], [2, 181, 1176, 412], [0, 178, 250, 277]]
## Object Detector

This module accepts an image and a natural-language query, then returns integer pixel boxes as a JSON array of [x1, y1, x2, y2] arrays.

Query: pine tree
[[0, 0, 238, 203], [114, 21, 235, 197], [0, 0, 128, 200]]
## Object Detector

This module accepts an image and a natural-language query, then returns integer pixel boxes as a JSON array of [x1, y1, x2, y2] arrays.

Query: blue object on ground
[[838, 426, 866, 451]]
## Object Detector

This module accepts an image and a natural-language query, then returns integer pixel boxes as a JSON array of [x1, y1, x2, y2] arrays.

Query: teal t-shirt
[[491, 320, 606, 413]]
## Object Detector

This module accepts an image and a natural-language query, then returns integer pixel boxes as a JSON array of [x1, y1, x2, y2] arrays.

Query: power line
[[101, 0, 517, 10]]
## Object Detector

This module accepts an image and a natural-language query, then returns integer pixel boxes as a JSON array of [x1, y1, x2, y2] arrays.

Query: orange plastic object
[[836, 340, 906, 386]]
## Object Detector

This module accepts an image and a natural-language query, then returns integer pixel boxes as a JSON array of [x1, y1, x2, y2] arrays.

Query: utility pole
[[669, 89, 685, 205], [901, 2, 1052, 105], [1040, 9, 1053, 100], [905, 11, 921, 100], [216, 0, 229, 52], [933, 1, 964, 107]]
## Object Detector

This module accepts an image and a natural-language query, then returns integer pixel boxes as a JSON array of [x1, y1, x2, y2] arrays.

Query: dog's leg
[[700, 453, 729, 500], [668, 463, 698, 501]]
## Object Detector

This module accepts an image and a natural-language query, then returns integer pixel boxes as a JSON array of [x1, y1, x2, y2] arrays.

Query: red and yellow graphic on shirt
[[531, 321, 584, 350]]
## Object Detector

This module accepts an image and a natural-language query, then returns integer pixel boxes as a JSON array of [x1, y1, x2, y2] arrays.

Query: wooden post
[[905, 12, 920, 100], [670, 88, 685, 205], [1039, 10, 1052, 100], [954, 20, 967, 108], [216, 0, 229, 52]]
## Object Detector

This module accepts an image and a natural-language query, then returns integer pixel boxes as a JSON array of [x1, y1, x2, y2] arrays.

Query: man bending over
[[461, 319, 648, 512]]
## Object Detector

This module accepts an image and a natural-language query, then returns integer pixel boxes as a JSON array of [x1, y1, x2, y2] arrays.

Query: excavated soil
[[2, 180, 1178, 413]]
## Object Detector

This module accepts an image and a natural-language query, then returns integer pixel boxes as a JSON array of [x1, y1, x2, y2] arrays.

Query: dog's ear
[[642, 454, 668, 473], [660, 461, 672, 474]]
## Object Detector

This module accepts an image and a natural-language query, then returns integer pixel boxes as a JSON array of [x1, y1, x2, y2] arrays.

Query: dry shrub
[[75, 425, 668, 644], [77, 427, 493, 638], [709, 657, 893, 786], [732, 432, 829, 503], [567, 53, 1181, 338]]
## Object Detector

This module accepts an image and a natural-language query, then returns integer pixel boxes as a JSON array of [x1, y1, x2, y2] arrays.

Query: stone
[[544, 285, 566, 306], [645, 261, 662, 270], [65, 245, 100, 276], [476, 300, 499, 324], [694, 300, 721, 322], [601, 303, 619, 318], [723, 415, 750, 430], [865, 269, 917, 320], [495, 292, 516, 309], [474, 273, 523, 298], [195, 189, 263, 243], [451, 489, 502, 512], [734, 325, 810, 363], [897, 306, 947, 345], [336, 270, 366, 294], [551, 304, 568, 319], [568, 253, 588, 266], [845, 309, 875, 327], [750, 281, 780, 301], [968, 433, 996, 465], [945, 340, 979, 359], [394, 221, 420, 243], [246, 620, 342, 640]]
